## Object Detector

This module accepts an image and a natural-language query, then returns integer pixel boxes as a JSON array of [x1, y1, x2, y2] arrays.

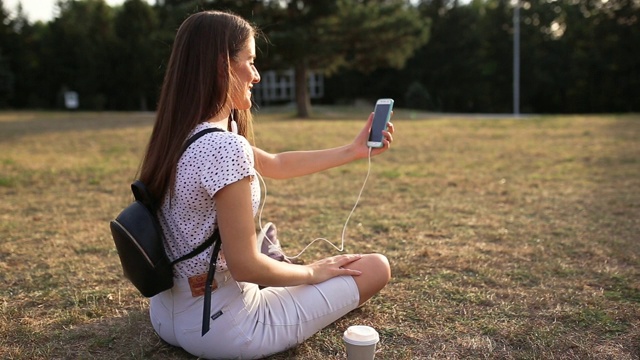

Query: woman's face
[[230, 37, 260, 110]]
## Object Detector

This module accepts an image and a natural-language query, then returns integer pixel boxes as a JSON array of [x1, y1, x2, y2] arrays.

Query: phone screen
[[368, 103, 392, 143]]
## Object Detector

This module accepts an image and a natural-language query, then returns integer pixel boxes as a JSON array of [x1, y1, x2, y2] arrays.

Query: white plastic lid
[[343, 325, 380, 346]]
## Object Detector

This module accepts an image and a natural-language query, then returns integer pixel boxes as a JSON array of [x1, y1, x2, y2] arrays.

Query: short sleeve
[[198, 132, 255, 197]]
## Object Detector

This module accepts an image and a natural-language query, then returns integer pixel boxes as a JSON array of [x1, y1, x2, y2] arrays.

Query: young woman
[[141, 10, 393, 359]]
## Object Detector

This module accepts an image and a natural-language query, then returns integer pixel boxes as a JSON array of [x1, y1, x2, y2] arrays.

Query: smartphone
[[367, 98, 394, 148]]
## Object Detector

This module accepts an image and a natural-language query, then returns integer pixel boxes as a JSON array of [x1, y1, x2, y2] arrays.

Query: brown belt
[[187, 273, 218, 297]]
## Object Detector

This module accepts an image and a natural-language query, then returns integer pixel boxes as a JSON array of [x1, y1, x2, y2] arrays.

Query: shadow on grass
[[0, 310, 193, 360], [54, 307, 425, 359], [0, 306, 405, 359]]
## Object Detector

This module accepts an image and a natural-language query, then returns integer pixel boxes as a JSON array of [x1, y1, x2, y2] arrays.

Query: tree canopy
[[0, 0, 638, 114], [262, 0, 430, 116]]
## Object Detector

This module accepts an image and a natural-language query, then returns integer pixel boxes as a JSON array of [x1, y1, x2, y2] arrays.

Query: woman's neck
[[207, 108, 231, 129]]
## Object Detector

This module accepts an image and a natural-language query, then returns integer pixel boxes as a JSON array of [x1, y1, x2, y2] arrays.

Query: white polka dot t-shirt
[[158, 122, 260, 278]]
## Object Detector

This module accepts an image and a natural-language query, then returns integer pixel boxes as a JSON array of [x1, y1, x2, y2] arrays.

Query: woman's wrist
[[344, 142, 366, 162], [303, 265, 315, 284]]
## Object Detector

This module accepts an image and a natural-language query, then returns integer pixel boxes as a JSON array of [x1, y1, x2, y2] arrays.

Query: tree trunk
[[294, 62, 311, 118], [139, 93, 148, 111]]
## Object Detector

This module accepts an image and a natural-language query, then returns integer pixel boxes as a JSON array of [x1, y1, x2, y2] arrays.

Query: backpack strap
[[178, 127, 226, 336], [131, 180, 157, 210], [128, 126, 227, 335], [182, 127, 224, 153], [167, 127, 225, 266], [202, 232, 222, 336], [170, 233, 217, 265], [134, 127, 225, 215]]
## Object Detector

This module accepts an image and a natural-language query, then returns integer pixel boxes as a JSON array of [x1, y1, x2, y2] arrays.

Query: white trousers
[[149, 270, 359, 359]]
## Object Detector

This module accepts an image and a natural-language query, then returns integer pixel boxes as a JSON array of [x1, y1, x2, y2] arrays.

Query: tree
[[0, 49, 12, 107], [263, 0, 430, 117], [113, 0, 159, 110], [409, 0, 484, 112], [0, 0, 15, 107], [559, 0, 640, 112], [0, 0, 47, 108], [1, 0, 636, 113], [43, 0, 116, 109]]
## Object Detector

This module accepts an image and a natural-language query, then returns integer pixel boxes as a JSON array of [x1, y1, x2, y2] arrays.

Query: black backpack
[[109, 128, 223, 297]]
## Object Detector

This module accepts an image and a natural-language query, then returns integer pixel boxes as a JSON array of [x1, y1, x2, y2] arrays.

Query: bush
[[404, 81, 433, 110]]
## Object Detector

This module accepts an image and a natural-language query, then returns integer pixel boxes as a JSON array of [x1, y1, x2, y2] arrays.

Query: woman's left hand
[[351, 112, 395, 159]]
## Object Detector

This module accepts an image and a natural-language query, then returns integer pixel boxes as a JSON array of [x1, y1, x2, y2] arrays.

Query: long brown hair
[[139, 11, 257, 204]]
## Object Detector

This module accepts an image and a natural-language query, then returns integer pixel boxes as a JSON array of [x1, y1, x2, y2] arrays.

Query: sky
[[4, 0, 155, 23]]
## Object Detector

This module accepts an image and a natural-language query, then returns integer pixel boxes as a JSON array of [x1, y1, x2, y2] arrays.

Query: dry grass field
[[0, 109, 638, 359]]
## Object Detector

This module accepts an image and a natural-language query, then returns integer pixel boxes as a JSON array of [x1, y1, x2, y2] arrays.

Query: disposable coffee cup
[[343, 325, 380, 360]]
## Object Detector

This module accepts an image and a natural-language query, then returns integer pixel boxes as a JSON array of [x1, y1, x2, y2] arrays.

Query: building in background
[[253, 69, 323, 106]]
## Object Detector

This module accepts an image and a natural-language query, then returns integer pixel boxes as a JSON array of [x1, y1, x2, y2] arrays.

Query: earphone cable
[[256, 146, 374, 259]]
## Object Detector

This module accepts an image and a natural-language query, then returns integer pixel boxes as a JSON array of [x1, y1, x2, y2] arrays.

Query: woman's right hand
[[306, 254, 363, 284], [349, 112, 395, 160]]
